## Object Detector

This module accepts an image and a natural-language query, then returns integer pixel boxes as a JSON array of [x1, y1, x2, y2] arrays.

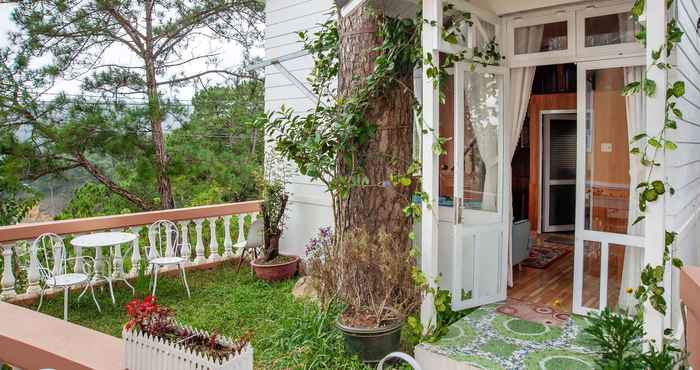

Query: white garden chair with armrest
[[235, 219, 264, 273], [147, 220, 190, 298], [33, 233, 102, 321]]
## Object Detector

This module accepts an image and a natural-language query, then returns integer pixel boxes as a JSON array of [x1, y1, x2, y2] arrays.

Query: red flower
[[144, 295, 156, 305]]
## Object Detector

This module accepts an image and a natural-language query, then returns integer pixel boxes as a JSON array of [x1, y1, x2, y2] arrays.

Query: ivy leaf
[[648, 137, 662, 148], [643, 188, 659, 202], [632, 215, 646, 225], [652, 180, 665, 195], [623, 81, 641, 96], [632, 133, 647, 142], [643, 78, 657, 97], [672, 81, 685, 97], [664, 141, 677, 150], [399, 177, 412, 187], [672, 258, 683, 268], [631, 0, 645, 17]]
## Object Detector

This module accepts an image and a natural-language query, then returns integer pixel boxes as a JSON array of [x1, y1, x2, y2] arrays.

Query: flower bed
[[123, 296, 253, 370]]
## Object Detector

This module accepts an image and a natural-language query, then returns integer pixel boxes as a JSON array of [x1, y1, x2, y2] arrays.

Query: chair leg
[[63, 287, 69, 321], [106, 277, 116, 305], [90, 282, 102, 313], [179, 263, 191, 299], [236, 249, 247, 272], [152, 265, 159, 296], [37, 287, 46, 312], [78, 281, 90, 302]]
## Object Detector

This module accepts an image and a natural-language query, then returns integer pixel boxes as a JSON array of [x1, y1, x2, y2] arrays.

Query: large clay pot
[[335, 317, 403, 365], [251, 255, 300, 282]]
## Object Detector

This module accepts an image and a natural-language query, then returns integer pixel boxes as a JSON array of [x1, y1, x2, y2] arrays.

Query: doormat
[[521, 245, 571, 269], [542, 233, 574, 245], [419, 303, 597, 370], [495, 299, 570, 327]]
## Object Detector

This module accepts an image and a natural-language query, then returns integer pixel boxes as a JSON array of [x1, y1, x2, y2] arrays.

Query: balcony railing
[[0, 201, 261, 302]]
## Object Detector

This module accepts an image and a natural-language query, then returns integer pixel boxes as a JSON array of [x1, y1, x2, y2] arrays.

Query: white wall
[[667, 0, 700, 331], [265, 0, 335, 256]]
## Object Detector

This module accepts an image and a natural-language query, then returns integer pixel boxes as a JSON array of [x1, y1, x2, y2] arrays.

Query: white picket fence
[[123, 324, 253, 370]]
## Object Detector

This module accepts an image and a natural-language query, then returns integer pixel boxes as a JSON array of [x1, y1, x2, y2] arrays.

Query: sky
[[0, 3, 265, 104]]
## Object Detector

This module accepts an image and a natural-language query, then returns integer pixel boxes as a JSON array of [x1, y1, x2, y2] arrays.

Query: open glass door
[[451, 63, 509, 310], [573, 59, 646, 315]]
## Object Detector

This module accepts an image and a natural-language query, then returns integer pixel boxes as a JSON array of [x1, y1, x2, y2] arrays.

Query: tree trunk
[[144, 1, 175, 210], [337, 4, 414, 247]]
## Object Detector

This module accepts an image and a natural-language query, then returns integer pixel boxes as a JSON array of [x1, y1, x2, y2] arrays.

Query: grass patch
[[18, 264, 373, 369]]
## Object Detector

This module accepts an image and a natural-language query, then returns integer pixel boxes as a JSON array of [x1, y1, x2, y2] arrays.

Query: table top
[[71, 232, 137, 248]]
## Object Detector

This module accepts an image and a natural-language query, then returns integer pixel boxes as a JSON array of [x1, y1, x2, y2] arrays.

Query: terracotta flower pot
[[251, 255, 300, 282]]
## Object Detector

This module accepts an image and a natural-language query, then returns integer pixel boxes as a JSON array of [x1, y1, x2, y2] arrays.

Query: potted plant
[[122, 295, 253, 370], [250, 176, 299, 281], [305, 227, 418, 365]]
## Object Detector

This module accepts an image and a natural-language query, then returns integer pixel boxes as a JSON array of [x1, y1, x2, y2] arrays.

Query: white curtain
[[618, 66, 646, 312], [466, 73, 499, 212], [506, 25, 543, 286]]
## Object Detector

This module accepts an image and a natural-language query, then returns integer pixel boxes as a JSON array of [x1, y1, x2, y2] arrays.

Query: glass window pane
[[464, 72, 501, 211], [584, 67, 645, 235], [439, 76, 455, 206], [514, 21, 567, 55], [585, 12, 640, 47], [582, 241, 602, 310]]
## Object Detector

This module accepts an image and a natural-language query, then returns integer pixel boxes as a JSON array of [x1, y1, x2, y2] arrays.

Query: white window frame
[[507, 10, 575, 68], [575, 3, 645, 59]]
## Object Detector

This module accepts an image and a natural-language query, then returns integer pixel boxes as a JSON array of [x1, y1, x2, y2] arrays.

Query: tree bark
[[337, 4, 414, 247], [144, 0, 175, 209]]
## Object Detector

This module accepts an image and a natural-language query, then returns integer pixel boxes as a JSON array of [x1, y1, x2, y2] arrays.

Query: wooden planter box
[[123, 325, 253, 370]]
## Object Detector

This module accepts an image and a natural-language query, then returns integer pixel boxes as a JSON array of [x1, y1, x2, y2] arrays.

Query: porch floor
[[416, 300, 597, 370]]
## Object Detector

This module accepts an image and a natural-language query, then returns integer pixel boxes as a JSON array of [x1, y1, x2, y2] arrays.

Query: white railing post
[[111, 229, 125, 279], [207, 217, 220, 261], [26, 240, 41, 295], [179, 221, 191, 264], [74, 245, 84, 274], [223, 215, 233, 258], [194, 219, 205, 263], [147, 227, 157, 273], [1, 244, 17, 301], [130, 226, 142, 275], [236, 214, 246, 245], [51, 239, 63, 277]]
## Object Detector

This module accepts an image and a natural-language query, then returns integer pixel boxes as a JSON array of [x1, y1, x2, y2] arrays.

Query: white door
[[572, 58, 646, 315], [451, 63, 509, 310], [542, 111, 577, 232]]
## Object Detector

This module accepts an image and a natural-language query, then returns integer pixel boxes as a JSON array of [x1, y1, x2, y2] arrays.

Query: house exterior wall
[[668, 0, 700, 331], [264, 0, 335, 256]]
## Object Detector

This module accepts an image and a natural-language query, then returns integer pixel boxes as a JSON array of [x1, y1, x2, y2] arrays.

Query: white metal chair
[[34, 233, 101, 321], [147, 220, 190, 298], [235, 219, 264, 272]]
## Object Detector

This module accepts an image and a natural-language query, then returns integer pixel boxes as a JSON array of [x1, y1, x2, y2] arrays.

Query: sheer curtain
[[618, 66, 645, 311], [466, 73, 499, 211], [506, 25, 543, 286]]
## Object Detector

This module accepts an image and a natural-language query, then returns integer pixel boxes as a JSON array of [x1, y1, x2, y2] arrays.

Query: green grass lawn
[[20, 264, 373, 370]]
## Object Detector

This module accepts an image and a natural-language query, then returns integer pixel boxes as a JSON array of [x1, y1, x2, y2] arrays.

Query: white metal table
[[71, 231, 137, 304]]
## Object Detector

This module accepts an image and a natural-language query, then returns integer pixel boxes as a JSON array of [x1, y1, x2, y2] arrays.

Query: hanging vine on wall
[[264, 2, 504, 342], [624, 0, 686, 319]]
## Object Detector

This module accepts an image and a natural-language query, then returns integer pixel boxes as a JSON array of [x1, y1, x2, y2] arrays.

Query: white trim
[[575, 3, 645, 59], [541, 110, 577, 233]]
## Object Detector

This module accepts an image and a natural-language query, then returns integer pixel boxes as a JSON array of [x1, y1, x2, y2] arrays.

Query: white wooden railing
[[0, 201, 261, 302]]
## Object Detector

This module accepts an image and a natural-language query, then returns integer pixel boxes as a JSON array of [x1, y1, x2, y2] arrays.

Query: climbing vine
[[626, 0, 686, 319]]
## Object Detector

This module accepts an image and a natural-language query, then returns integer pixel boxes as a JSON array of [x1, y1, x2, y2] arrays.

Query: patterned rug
[[521, 245, 571, 269], [495, 299, 570, 327], [419, 303, 597, 370]]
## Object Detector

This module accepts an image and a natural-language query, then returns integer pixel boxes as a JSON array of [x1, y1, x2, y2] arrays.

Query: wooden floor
[[508, 233, 621, 313]]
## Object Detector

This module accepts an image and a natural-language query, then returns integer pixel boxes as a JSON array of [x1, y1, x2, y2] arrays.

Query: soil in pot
[[336, 307, 404, 365], [251, 255, 299, 281]]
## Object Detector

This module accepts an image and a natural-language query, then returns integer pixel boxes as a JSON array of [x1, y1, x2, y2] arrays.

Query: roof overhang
[[336, 0, 591, 18]]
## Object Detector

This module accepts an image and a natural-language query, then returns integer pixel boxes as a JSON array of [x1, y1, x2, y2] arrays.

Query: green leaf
[[643, 78, 657, 97], [672, 258, 683, 268], [672, 81, 685, 97], [632, 215, 646, 225], [664, 141, 677, 150], [648, 137, 662, 148], [643, 188, 659, 202], [652, 180, 665, 194], [632, 133, 647, 142], [623, 81, 641, 96]]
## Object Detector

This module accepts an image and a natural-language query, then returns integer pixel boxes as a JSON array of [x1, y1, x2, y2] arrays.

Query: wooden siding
[[669, 0, 700, 332], [264, 0, 335, 256]]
